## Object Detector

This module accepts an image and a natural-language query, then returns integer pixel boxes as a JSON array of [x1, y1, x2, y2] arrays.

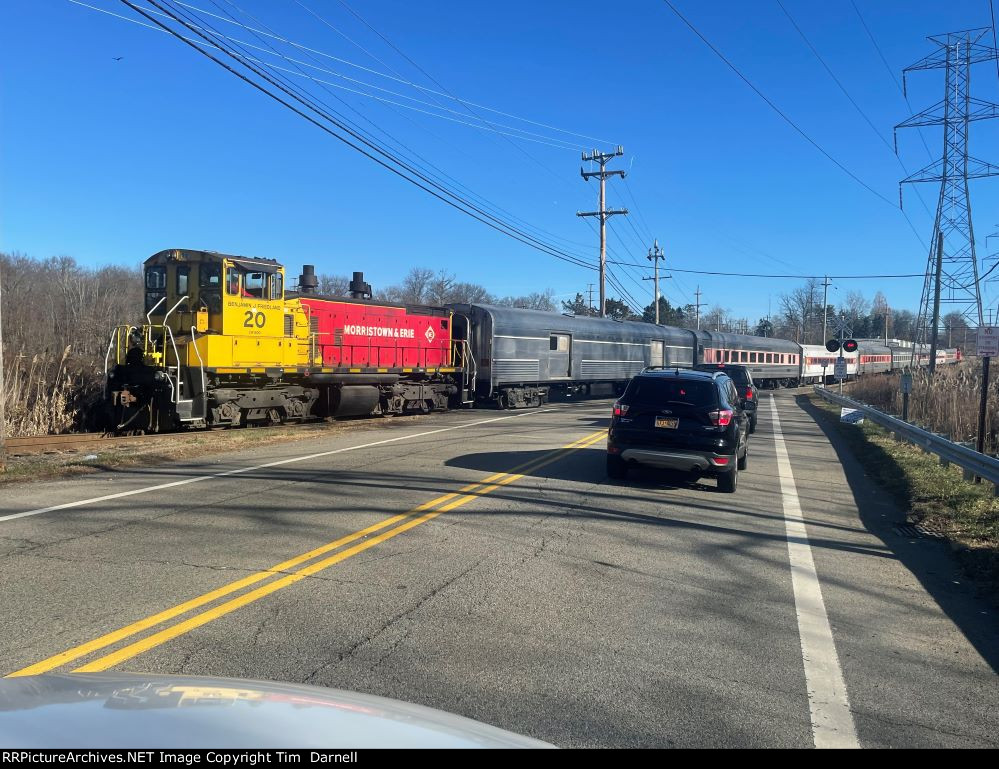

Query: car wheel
[[718, 467, 738, 493], [749, 415, 757, 434], [606, 454, 627, 480], [737, 444, 748, 470]]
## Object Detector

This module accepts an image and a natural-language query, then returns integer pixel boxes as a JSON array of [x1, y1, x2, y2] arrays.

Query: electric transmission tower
[[896, 28, 999, 348]]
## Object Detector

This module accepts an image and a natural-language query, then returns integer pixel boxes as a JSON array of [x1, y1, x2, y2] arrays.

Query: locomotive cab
[[107, 249, 314, 432]]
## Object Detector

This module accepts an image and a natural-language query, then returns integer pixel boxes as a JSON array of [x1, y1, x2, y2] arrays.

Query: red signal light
[[843, 339, 859, 353]]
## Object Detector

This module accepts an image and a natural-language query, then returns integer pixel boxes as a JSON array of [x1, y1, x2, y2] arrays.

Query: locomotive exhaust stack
[[298, 264, 318, 295], [350, 271, 372, 300]]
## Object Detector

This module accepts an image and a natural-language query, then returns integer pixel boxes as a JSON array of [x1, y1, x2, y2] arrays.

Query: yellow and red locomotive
[[104, 249, 466, 432]]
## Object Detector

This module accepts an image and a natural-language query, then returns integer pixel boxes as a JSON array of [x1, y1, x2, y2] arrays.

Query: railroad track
[[2, 432, 156, 456]]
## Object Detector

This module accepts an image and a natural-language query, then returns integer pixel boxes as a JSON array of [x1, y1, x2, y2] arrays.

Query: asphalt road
[[1, 394, 997, 747]]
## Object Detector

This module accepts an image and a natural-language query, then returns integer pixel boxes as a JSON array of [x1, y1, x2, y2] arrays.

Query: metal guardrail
[[813, 385, 999, 492]]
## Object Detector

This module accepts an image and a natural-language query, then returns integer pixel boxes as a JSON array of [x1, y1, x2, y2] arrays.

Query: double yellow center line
[[8, 428, 607, 677]]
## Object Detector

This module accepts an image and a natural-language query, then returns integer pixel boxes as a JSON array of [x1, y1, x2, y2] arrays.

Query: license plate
[[655, 417, 679, 429]]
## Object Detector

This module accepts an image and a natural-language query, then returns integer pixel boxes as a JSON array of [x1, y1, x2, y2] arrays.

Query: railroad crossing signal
[[831, 316, 853, 338], [825, 338, 858, 353]]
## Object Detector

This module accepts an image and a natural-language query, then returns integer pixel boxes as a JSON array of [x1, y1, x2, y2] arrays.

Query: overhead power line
[[607, 261, 923, 279], [849, 0, 935, 164], [72, 0, 582, 150], [660, 0, 926, 247], [76, 0, 596, 254], [290, 0, 591, 190], [776, 0, 934, 221], [168, 0, 614, 146], [119, 0, 596, 271]]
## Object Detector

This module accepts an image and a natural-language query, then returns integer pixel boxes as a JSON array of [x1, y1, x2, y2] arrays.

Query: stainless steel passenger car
[[695, 331, 801, 386], [450, 304, 697, 407], [856, 341, 893, 375]]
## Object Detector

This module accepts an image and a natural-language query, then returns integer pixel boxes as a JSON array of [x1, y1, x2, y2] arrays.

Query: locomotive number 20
[[243, 310, 266, 328]]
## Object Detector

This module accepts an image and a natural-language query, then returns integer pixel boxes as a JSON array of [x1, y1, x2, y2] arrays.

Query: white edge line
[[769, 394, 859, 749], [0, 409, 557, 523]]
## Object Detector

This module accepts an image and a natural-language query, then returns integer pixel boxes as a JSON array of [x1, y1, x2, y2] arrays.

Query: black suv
[[693, 363, 758, 433], [606, 368, 750, 492]]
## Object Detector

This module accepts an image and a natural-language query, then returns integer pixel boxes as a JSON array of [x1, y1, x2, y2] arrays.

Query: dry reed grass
[[848, 361, 999, 452], [1, 346, 102, 437]]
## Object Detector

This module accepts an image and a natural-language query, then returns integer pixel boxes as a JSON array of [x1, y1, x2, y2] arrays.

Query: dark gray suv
[[606, 368, 750, 492]]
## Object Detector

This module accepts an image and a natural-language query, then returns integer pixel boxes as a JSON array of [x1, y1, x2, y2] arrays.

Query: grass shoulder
[[807, 393, 999, 593], [0, 414, 428, 487]]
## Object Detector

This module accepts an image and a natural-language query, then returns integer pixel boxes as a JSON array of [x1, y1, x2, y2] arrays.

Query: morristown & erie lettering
[[343, 324, 415, 339]]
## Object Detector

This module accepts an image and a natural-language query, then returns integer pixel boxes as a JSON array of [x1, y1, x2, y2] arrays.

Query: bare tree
[[702, 305, 730, 332], [317, 274, 350, 296], [779, 278, 822, 343], [498, 289, 556, 311], [426, 269, 456, 306], [448, 282, 492, 304], [842, 290, 870, 325]]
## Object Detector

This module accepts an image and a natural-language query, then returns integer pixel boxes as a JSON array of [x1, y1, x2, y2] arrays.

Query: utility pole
[[821, 276, 832, 344], [577, 146, 628, 317], [644, 239, 665, 324], [929, 230, 943, 374], [694, 286, 703, 330]]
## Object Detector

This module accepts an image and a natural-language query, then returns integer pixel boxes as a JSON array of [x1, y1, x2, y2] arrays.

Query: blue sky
[[4, 0, 999, 322]]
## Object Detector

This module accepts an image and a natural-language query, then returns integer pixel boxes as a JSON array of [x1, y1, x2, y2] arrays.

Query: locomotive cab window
[[226, 267, 240, 296], [200, 263, 222, 312], [176, 265, 189, 297], [244, 272, 266, 299], [145, 265, 166, 313], [270, 272, 283, 301]]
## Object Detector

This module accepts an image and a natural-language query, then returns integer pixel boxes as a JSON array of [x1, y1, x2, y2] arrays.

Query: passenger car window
[[549, 333, 569, 352]]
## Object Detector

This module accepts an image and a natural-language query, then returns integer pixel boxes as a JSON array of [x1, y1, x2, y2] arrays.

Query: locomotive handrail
[[813, 385, 999, 491], [162, 295, 189, 325], [191, 326, 208, 406], [103, 328, 117, 375], [146, 296, 166, 324]]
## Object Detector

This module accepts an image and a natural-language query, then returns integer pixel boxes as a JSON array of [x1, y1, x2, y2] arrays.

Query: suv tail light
[[745, 388, 753, 400], [613, 402, 629, 417], [708, 408, 733, 426]]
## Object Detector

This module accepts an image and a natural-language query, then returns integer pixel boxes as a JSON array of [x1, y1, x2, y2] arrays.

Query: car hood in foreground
[[0, 673, 553, 749]]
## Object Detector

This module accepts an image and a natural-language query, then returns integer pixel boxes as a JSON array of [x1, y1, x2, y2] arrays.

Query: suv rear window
[[696, 365, 751, 386], [625, 377, 718, 407]]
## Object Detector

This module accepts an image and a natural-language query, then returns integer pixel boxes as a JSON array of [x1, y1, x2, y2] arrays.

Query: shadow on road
[[795, 393, 999, 676]]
